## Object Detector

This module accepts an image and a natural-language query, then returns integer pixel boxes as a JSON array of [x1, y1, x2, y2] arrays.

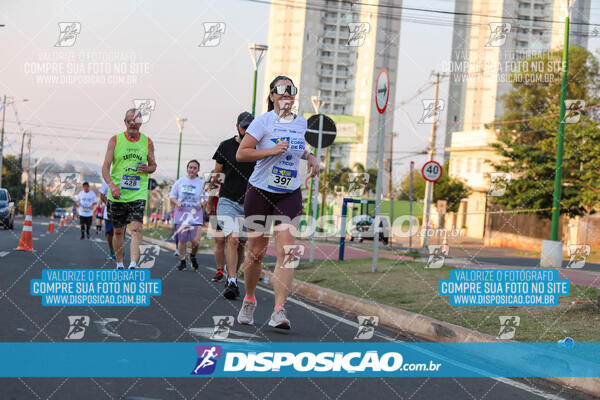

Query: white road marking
[[93, 318, 122, 338], [188, 327, 261, 342], [0, 251, 9, 257]]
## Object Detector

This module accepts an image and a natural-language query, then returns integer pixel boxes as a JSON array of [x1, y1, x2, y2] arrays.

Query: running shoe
[[80, 234, 84, 240], [174, 249, 179, 257], [211, 269, 224, 282], [190, 255, 199, 271], [116, 265, 124, 270], [177, 260, 187, 271], [128, 265, 136, 270], [237, 298, 256, 325], [223, 281, 239, 300], [106, 253, 116, 260], [268, 306, 291, 330]]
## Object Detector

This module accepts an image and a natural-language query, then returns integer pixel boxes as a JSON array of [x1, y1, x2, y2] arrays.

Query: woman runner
[[236, 75, 319, 329], [169, 160, 207, 271]]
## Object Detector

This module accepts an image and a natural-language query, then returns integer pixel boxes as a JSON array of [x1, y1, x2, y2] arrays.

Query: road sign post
[[305, 114, 337, 262], [372, 67, 390, 273], [421, 160, 442, 248]]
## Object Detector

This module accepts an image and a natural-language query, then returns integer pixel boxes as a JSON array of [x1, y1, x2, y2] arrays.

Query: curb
[[261, 269, 600, 397]]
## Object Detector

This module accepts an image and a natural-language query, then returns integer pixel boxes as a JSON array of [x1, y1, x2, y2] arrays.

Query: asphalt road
[[0, 217, 594, 400]]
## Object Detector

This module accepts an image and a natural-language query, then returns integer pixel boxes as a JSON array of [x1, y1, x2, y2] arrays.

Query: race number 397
[[422, 161, 442, 182]]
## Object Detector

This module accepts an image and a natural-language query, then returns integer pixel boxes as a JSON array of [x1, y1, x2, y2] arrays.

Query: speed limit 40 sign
[[422, 161, 442, 182]]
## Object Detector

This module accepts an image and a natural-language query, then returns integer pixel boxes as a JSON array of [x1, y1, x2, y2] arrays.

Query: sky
[[1, 0, 599, 185]]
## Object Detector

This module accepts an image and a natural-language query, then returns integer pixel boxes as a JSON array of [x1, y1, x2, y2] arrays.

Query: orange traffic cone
[[48, 213, 55, 233], [16, 206, 34, 252], [59, 215, 64, 227]]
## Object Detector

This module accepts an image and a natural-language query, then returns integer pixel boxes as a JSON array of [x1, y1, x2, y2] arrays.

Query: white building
[[262, 0, 402, 195]]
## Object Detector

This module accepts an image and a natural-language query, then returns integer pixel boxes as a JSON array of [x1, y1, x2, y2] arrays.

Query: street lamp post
[[248, 43, 268, 115], [175, 117, 187, 179], [541, 0, 574, 267]]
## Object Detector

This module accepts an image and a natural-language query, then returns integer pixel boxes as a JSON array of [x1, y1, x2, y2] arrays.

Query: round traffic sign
[[148, 178, 158, 190], [422, 161, 442, 182], [375, 67, 390, 114], [305, 114, 337, 148]]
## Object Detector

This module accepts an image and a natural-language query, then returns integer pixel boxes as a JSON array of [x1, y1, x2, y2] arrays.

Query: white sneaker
[[237, 298, 256, 325]]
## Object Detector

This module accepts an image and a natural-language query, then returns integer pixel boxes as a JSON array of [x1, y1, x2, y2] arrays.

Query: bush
[[19, 196, 75, 216]]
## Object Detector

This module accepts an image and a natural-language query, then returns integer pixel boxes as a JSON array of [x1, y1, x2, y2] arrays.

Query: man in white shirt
[[75, 182, 97, 239]]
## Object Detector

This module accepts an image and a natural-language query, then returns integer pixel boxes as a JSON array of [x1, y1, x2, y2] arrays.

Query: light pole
[[248, 43, 268, 115], [175, 117, 187, 179], [541, 0, 575, 267], [0, 96, 28, 188]]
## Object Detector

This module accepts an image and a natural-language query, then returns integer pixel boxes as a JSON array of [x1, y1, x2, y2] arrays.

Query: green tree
[[490, 46, 600, 219], [397, 160, 470, 213], [1, 155, 25, 200]]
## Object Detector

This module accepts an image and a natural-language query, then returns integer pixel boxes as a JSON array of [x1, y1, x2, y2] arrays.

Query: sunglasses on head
[[271, 85, 297, 95], [126, 115, 143, 124]]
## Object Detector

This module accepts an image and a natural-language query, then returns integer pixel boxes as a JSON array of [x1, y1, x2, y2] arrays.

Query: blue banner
[[30, 269, 161, 306], [439, 269, 569, 306], [0, 342, 597, 378]]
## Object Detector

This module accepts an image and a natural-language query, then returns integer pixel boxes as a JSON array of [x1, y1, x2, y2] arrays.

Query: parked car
[[53, 208, 67, 219], [0, 188, 15, 230], [349, 215, 390, 245]]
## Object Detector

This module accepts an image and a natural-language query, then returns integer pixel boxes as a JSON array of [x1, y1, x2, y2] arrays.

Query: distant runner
[[98, 181, 119, 260], [102, 108, 157, 270], [169, 160, 206, 271], [75, 182, 97, 240], [207, 111, 256, 300], [94, 202, 104, 234]]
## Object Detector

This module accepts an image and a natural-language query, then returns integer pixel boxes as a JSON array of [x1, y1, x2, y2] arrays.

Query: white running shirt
[[76, 190, 97, 217], [246, 110, 307, 193]]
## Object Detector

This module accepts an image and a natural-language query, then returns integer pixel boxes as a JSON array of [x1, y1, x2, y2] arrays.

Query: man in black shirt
[[207, 112, 256, 300]]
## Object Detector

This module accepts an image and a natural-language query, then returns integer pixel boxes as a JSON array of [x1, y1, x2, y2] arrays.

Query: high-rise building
[[445, 0, 591, 148], [262, 0, 401, 194], [443, 0, 591, 239]]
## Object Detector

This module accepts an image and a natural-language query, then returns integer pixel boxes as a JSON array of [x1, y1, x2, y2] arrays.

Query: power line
[[239, 0, 598, 27]]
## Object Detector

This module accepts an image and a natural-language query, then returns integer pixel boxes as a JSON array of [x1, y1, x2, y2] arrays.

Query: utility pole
[[23, 132, 31, 213], [422, 72, 441, 248], [542, 0, 575, 267], [34, 159, 38, 199], [388, 132, 397, 247], [0, 95, 6, 188]]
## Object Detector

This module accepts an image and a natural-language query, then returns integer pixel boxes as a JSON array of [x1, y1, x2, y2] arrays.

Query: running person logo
[[55, 22, 81, 47], [497, 316, 520, 340], [57, 172, 81, 196], [203, 172, 225, 196], [425, 245, 448, 269], [281, 245, 304, 269], [171, 209, 203, 240], [564, 100, 586, 124], [488, 172, 511, 197], [132, 99, 156, 123], [138, 245, 160, 268], [354, 316, 378, 340], [199, 22, 226, 47], [346, 22, 370, 47], [419, 99, 445, 124], [191, 345, 222, 375], [347, 173, 369, 197], [65, 315, 90, 340], [566, 245, 590, 269], [486, 22, 511, 47], [210, 316, 234, 340]]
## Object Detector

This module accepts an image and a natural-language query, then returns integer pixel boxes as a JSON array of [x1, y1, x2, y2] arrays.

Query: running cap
[[237, 111, 254, 128]]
